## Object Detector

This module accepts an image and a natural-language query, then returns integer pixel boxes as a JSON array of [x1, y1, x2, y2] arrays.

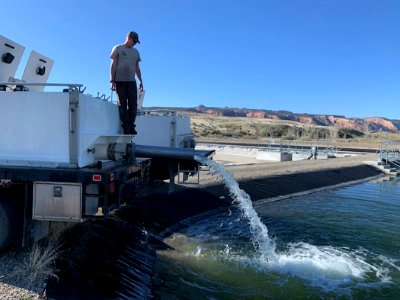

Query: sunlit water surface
[[154, 160, 400, 299]]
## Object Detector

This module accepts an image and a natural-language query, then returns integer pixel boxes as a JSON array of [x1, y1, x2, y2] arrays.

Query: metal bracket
[[68, 88, 79, 166], [170, 117, 176, 147], [177, 162, 200, 184]]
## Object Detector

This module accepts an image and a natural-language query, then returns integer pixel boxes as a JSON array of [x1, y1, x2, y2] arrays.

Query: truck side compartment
[[0, 158, 151, 249]]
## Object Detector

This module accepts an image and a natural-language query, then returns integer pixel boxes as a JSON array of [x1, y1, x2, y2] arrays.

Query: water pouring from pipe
[[195, 155, 277, 263]]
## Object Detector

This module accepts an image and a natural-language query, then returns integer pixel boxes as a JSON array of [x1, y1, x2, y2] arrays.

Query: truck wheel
[[0, 191, 21, 250]]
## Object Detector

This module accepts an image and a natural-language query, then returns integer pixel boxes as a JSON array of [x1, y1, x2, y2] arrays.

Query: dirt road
[[199, 151, 378, 184]]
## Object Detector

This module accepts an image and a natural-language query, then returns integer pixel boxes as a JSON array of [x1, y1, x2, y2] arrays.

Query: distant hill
[[146, 105, 400, 134]]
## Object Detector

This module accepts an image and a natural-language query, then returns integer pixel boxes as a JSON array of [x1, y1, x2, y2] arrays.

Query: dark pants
[[116, 81, 137, 134]]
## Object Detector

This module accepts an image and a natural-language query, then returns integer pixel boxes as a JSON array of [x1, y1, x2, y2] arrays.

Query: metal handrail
[[273, 139, 338, 156], [0, 82, 113, 102], [379, 140, 400, 163], [0, 82, 83, 88]]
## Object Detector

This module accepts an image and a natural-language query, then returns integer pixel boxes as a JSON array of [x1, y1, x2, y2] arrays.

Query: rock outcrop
[[192, 105, 400, 133]]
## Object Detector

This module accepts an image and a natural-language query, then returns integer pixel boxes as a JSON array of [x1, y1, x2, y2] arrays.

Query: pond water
[[154, 160, 400, 299]]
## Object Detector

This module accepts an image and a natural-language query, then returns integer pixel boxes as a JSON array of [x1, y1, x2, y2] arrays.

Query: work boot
[[122, 126, 130, 135], [129, 125, 137, 135]]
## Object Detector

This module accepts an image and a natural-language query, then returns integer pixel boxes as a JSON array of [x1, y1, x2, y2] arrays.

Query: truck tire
[[0, 190, 21, 250]]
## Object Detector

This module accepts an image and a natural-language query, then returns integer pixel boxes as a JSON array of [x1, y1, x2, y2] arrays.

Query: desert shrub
[[263, 124, 291, 137], [300, 126, 331, 140], [281, 135, 295, 140], [211, 129, 222, 135], [337, 128, 365, 139]]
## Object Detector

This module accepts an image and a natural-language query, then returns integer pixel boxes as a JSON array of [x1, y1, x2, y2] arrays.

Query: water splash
[[195, 155, 277, 262], [266, 243, 394, 292]]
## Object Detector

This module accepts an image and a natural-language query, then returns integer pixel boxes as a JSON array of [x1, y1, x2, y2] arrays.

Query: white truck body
[[0, 90, 193, 168]]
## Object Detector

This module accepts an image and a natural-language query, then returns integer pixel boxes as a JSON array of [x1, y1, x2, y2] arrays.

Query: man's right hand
[[111, 81, 116, 91]]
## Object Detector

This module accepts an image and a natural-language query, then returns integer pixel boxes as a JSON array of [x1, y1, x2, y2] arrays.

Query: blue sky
[[2, 0, 399, 119]]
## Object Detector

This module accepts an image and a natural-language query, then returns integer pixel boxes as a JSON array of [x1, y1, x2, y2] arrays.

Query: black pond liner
[[46, 214, 158, 299], [46, 188, 228, 299]]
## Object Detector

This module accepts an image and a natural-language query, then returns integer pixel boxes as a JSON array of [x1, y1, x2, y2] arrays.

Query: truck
[[0, 35, 213, 250]]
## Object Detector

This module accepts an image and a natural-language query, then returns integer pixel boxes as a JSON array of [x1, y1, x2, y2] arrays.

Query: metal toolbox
[[33, 181, 82, 222]]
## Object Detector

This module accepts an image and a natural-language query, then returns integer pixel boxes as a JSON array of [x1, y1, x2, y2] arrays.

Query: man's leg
[[127, 81, 138, 134], [116, 82, 129, 134]]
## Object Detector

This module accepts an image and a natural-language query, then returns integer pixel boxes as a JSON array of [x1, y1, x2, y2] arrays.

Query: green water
[[153, 177, 400, 299]]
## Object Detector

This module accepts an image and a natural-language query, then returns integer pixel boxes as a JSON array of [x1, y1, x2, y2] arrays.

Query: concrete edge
[[254, 173, 386, 206]]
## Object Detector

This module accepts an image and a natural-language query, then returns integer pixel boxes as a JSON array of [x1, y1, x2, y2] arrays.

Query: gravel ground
[[0, 148, 380, 299], [0, 247, 47, 299]]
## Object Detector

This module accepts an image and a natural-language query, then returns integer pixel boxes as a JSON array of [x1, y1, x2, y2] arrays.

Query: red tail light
[[92, 174, 102, 182]]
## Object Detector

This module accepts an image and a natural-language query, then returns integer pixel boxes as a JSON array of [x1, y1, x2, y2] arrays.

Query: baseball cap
[[127, 31, 140, 44]]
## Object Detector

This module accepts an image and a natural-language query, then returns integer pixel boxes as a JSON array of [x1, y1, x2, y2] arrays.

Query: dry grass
[[13, 241, 60, 287], [26, 243, 59, 283], [20, 223, 76, 286]]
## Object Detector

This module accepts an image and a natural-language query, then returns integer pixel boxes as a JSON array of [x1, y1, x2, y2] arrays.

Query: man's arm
[[110, 58, 117, 90], [136, 62, 143, 91]]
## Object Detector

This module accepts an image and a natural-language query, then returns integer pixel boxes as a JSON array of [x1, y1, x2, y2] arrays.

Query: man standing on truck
[[110, 31, 143, 135]]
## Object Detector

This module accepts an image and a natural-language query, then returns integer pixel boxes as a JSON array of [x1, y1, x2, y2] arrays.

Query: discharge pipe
[[94, 143, 196, 162], [133, 144, 195, 160]]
